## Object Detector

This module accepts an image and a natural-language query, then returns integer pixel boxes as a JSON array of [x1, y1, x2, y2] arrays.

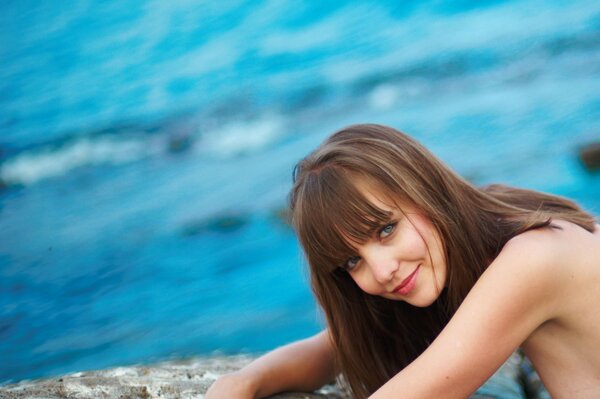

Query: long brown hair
[[288, 124, 596, 398]]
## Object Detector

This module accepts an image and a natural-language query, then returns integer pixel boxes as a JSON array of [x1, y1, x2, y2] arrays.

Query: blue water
[[1, 0, 599, 384]]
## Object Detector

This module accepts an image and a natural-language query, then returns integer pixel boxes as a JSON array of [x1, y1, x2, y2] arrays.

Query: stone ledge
[[0, 356, 347, 399]]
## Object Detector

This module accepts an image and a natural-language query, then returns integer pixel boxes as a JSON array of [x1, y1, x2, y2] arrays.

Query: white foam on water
[[0, 135, 159, 185], [0, 114, 287, 189], [198, 116, 284, 158], [368, 84, 399, 110]]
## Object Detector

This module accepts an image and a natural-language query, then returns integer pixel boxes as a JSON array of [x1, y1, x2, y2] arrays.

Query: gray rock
[[0, 356, 347, 399]]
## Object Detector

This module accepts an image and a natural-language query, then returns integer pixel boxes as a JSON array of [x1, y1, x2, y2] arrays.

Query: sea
[[1, 0, 599, 384]]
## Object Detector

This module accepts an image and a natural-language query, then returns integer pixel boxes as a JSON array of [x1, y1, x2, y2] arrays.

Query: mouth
[[393, 265, 421, 296]]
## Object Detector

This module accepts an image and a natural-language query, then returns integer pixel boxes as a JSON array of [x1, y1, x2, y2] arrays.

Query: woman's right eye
[[343, 256, 361, 272]]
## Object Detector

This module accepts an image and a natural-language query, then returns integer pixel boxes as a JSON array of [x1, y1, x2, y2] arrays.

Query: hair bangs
[[295, 165, 392, 273]]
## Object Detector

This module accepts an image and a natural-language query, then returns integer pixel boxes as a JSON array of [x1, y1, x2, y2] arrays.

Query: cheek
[[435, 257, 448, 287], [350, 273, 379, 295], [406, 218, 439, 259], [399, 232, 428, 259]]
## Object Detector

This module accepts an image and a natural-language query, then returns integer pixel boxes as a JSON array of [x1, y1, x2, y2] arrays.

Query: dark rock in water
[[0, 356, 347, 398], [579, 141, 600, 172], [181, 213, 249, 236], [283, 84, 329, 112], [168, 134, 193, 154]]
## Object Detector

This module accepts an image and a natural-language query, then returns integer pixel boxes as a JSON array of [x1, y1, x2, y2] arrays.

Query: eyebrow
[[372, 214, 401, 233], [351, 214, 397, 244]]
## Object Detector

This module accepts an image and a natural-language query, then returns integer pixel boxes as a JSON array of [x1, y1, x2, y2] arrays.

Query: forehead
[[353, 178, 411, 216]]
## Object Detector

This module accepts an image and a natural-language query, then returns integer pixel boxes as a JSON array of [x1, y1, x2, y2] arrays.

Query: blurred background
[[1, 0, 599, 384]]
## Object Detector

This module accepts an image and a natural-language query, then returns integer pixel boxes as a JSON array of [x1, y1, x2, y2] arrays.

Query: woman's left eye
[[379, 223, 396, 239], [342, 256, 361, 272]]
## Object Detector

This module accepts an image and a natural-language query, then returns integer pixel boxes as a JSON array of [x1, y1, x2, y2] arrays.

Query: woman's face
[[342, 183, 447, 307]]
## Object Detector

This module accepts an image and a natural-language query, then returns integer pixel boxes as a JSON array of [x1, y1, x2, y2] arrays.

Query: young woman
[[206, 124, 600, 398]]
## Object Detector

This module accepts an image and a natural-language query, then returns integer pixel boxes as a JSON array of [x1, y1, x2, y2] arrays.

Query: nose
[[361, 245, 399, 284]]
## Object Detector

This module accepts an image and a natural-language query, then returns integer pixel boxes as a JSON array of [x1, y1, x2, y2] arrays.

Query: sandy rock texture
[[0, 356, 347, 399]]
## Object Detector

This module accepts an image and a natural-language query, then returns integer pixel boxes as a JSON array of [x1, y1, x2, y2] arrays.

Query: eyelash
[[378, 221, 397, 239], [341, 222, 397, 272], [342, 256, 361, 272]]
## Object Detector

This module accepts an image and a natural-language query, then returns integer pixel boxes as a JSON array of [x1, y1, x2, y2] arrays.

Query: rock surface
[[0, 356, 347, 399], [579, 141, 600, 172]]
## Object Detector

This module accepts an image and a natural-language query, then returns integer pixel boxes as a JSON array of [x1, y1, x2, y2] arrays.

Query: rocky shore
[[0, 356, 346, 399]]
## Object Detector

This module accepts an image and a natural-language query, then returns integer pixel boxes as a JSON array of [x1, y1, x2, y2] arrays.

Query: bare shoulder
[[493, 223, 565, 279], [494, 220, 600, 305], [501, 220, 600, 265], [472, 222, 588, 316]]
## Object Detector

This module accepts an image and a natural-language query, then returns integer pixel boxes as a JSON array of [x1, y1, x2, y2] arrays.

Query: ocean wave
[[0, 114, 287, 187], [3, 1, 598, 153], [1, 1, 597, 188], [196, 117, 284, 158], [0, 135, 161, 186]]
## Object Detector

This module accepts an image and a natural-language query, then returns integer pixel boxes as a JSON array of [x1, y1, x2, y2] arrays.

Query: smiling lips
[[393, 265, 421, 296]]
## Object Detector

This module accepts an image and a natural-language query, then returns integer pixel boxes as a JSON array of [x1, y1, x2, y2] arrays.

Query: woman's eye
[[379, 223, 396, 239], [343, 256, 361, 272]]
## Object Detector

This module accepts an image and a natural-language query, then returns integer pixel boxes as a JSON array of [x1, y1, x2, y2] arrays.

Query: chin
[[407, 291, 441, 308], [407, 298, 436, 308]]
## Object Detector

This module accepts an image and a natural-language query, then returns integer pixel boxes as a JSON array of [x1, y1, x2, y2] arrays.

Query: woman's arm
[[370, 229, 567, 399], [206, 329, 337, 399]]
